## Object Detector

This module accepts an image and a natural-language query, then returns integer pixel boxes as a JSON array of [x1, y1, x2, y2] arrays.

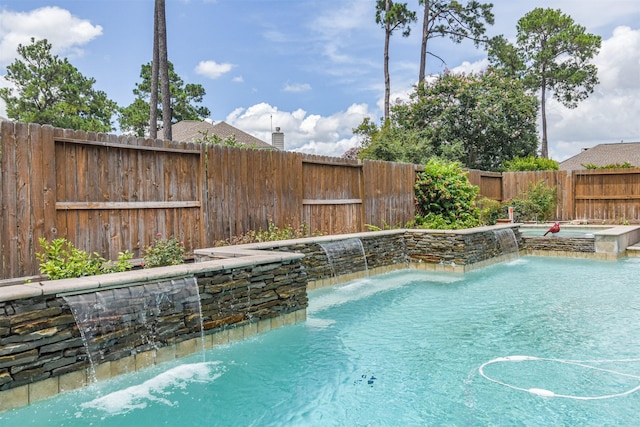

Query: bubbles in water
[[80, 362, 223, 416]]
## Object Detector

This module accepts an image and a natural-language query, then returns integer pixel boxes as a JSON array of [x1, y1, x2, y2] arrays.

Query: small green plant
[[102, 250, 135, 273], [477, 197, 505, 225], [215, 221, 318, 246], [195, 130, 244, 147], [37, 237, 132, 279], [253, 221, 319, 242], [582, 162, 634, 169], [143, 233, 185, 268], [365, 220, 402, 231]]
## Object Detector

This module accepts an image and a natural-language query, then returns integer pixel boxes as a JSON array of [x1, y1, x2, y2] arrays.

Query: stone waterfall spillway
[[319, 238, 369, 279], [63, 276, 204, 380], [494, 228, 519, 259]]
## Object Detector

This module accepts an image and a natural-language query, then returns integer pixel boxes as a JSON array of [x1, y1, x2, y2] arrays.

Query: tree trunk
[[149, 1, 160, 139], [418, 0, 429, 83], [383, 0, 391, 122], [157, 0, 172, 141], [540, 77, 548, 159]]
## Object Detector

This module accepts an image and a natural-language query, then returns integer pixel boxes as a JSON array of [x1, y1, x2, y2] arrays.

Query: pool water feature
[[319, 238, 369, 278], [2, 257, 640, 425], [63, 277, 205, 381], [493, 228, 519, 258]]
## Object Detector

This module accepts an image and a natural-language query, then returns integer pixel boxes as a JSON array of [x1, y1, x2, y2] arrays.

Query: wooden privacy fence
[[0, 122, 417, 279], [3, 120, 639, 279], [501, 169, 640, 222]]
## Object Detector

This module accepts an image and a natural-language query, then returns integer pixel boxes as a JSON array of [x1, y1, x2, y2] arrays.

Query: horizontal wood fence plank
[[54, 137, 201, 154], [302, 199, 363, 205], [301, 159, 363, 168], [575, 195, 640, 200], [56, 201, 201, 210]]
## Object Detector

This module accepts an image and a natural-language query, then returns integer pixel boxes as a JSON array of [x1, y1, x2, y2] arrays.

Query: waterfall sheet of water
[[494, 228, 519, 259], [319, 238, 369, 278], [63, 276, 204, 381]]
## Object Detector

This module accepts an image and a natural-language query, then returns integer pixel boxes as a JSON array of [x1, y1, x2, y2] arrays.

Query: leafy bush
[[103, 251, 134, 273], [413, 159, 480, 229], [581, 162, 634, 169], [194, 131, 243, 147], [215, 221, 318, 246], [477, 197, 505, 225], [143, 233, 185, 268], [37, 238, 133, 279], [507, 180, 557, 222], [503, 155, 559, 171]]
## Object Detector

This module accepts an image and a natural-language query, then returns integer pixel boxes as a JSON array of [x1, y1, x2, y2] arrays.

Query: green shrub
[[103, 251, 135, 273], [503, 155, 559, 171], [507, 180, 557, 222], [477, 197, 505, 225], [413, 159, 480, 229], [143, 233, 185, 268], [582, 162, 634, 169], [215, 221, 318, 246], [254, 222, 311, 242], [37, 238, 133, 279]]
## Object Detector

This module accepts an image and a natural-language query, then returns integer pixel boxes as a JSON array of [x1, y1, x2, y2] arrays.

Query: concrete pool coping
[[519, 224, 640, 258], [4, 224, 640, 301], [0, 250, 305, 302]]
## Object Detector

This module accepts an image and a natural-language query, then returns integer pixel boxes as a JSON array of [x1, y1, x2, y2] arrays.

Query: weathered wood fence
[[2, 121, 639, 279], [498, 170, 640, 222], [0, 122, 417, 279]]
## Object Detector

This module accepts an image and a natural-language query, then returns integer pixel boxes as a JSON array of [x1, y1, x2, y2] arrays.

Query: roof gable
[[559, 142, 640, 170], [171, 120, 276, 150]]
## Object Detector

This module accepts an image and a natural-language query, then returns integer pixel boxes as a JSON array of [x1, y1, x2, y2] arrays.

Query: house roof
[[559, 142, 640, 170], [171, 120, 277, 150]]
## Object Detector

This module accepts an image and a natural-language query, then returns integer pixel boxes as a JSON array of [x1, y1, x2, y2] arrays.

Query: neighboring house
[[171, 120, 277, 150], [559, 142, 640, 170]]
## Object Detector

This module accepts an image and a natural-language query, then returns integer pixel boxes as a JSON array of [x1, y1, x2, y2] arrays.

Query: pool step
[[626, 243, 640, 256]]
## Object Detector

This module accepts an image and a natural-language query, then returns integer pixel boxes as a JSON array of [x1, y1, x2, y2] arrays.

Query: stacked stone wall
[[265, 234, 406, 281], [521, 236, 595, 253], [0, 258, 306, 394], [404, 227, 521, 266]]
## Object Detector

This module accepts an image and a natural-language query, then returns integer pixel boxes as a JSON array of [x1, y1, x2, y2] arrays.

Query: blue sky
[[1, 0, 639, 161]]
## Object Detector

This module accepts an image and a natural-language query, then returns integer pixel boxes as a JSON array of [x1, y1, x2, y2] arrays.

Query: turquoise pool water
[[2, 256, 640, 426]]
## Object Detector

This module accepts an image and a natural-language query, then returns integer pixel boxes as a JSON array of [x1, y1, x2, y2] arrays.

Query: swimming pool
[[2, 256, 640, 425]]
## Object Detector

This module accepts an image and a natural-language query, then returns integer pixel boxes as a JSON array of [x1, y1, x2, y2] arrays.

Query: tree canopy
[[489, 8, 601, 158], [118, 61, 210, 137], [418, 0, 494, 82], [0, 38, 117, 132], [357, 69, 539, 171]]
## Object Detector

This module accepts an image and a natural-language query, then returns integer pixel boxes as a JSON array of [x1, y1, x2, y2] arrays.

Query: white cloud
[[312, 1, 374, 67], [451, 58, 490, 75], [0, 6, 103, 118], [283, 82, 311, 92], [546, 26, 640, 161], [194, 60, 235, 79], [0, 6, 103, 66], [225, 102, 372, 157], [232, 75, 244, 83]]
